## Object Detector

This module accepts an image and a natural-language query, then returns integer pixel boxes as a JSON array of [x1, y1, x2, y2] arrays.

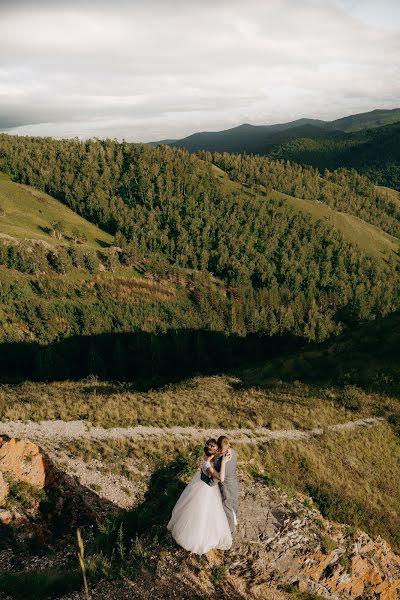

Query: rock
[[0, 437, 49, 488], [225, 477, 400, 600], [0, 472, 9, 506], [0, 508, 12, 525]]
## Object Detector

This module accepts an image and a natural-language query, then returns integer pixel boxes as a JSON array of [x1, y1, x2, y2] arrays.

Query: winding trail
[[0, 416, 384, 445]]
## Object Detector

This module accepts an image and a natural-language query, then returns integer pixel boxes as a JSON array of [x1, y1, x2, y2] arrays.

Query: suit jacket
[[213, 449, 238, 484], [213, 448, 239, 512]]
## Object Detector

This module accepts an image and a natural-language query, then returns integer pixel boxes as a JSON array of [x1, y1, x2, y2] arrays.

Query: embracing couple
[[167, 436, 239, 555]]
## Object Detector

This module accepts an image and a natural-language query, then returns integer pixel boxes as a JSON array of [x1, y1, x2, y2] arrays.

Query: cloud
[[0, 0, 399, 140]]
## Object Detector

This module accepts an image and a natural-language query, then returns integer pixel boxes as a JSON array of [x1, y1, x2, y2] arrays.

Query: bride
[[167, 438, 233, 555]]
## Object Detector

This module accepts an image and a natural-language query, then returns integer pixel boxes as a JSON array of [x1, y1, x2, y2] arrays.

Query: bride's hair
[[204, 438, 218, 456]]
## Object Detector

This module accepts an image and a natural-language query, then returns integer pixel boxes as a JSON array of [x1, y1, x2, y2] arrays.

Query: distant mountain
[[151, 108, 400, 189], [326, 108, 400, 132], [152, 118, 328, 153], [151, 108, 400, 153]]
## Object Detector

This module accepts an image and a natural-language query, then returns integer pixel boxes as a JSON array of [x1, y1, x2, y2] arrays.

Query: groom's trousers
[[219, 481, 239, 533]]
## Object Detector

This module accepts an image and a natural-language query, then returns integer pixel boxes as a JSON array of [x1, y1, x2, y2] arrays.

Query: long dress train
[[167, 458, 232, 555]]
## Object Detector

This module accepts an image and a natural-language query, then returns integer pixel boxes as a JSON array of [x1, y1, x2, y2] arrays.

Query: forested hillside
[[0, 134, 399, 356], [271, 122, 400, 190], [209, 150, 400, 238], [154, 110, 400, 190]]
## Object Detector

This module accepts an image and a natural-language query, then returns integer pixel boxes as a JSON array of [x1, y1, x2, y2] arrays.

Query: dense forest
[[0, 134, 399, 351], [271, 122, 400, 190], [207, 150, 400, 238]]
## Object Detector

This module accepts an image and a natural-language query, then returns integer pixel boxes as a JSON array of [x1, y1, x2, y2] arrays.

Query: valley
[[0, 127, 399, 600]]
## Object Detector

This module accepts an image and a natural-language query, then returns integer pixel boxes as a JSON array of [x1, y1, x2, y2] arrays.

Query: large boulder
[[0, 437, 50, 488]]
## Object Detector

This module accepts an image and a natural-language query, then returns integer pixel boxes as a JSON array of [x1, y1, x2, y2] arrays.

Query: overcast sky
[[0, 0, 399, 142]]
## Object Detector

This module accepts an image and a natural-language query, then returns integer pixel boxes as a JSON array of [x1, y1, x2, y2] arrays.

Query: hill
[[210, 150, 400, 240], [151, 107, 400, 154], [212, 163, 400, 263], [0, 134, 399, 349], [151, 109, 400, 190], [326, 107, 400, 132], [271, 121, 400, 190], [0, 173, 113, 249]]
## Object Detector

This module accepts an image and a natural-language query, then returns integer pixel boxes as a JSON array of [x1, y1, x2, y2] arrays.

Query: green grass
[[0, 172, 113, 249], [211, 164, 399, 262]]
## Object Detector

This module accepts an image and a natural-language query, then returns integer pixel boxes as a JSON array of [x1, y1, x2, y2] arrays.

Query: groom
[[214, 435, 239, 534]]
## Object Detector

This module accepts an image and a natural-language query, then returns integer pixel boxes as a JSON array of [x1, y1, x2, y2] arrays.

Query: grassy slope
[[378, 184, 400, 208], [211, 164, 399, 262], [0, 172, 113, 249], [3, 375, 398, 551]]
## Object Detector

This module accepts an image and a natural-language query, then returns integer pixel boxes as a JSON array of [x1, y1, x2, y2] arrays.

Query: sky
[[0, 0, 399, 142]]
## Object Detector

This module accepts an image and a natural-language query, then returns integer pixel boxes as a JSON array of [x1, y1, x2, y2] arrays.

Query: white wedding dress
[[167, 458, 232, 555]]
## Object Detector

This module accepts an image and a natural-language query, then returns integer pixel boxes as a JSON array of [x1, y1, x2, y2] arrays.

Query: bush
[[67, 246, 86, 268], [83, 251, 100, 273], [338, 385, 362, 412], [321, 535, 337, 554], [47, 248, 72, 274]]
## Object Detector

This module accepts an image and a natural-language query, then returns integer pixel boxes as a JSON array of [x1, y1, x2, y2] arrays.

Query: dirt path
[[0, 416, 384, 445]]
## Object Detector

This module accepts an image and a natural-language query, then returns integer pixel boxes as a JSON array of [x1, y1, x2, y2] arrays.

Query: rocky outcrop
[[228, 479, 400, 600], [1, 438, 399, 600], [299, 535, 400, 599], [0, 436, 117, 538], [0, 436, 50, 488], [0, 436, 53, 527]]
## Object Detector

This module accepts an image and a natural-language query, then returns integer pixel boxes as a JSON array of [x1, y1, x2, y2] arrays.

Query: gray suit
[[214, 449, 239, 533]]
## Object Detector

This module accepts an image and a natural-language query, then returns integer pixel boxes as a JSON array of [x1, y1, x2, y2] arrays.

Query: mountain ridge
[[150, 107, 400, 150]]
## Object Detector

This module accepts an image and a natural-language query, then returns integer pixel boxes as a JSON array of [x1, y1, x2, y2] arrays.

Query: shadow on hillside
[[0, 328, 301, 390], [0, 454, 118, 558], [1, 313, 399, 395], [95, 237, 111, 248], [98, 453, 191, 551], [235, 312, 400, 397]]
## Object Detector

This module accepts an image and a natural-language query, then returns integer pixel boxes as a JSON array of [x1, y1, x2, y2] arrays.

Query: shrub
[[83, 251, 100, 273], [321, 535, 337, 554], [338, 385, 362, 412], [47, 248, 72, 274]]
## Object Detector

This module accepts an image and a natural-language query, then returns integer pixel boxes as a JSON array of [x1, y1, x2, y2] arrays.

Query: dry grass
[[246, 422, 400, 551], [0, 376, 374, 429], [62, 422, 400, 552]]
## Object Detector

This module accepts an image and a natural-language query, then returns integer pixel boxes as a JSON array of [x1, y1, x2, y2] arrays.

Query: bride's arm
[[207, 453, 231, 482]]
